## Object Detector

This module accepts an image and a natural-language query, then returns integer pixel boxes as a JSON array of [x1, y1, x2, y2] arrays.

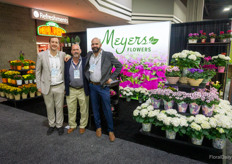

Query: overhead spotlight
[[223, 7, 230, 12]]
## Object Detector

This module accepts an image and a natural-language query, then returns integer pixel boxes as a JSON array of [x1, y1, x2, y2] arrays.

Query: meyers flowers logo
[[101, 29, 159, 54]]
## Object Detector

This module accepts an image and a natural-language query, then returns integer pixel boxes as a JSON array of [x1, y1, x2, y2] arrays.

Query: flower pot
[[202, 76, 213, 84], [142, 123, 152, 132], [17, 65, 22, 70], [68, 43, 72, 47], [191, 136, 204, 145], [29, 65, 35, 69], [151, 98, 161, 109], [2, 78, 7, 83], [10, 65, 14, 69], [11, 79, 16, 85], [202, 105, 215, 117], [201, 39, 206, 43], [34, 79, 36, 83], [166, 130, 176, 139], [24, 66, 29, 70], [188, 78, 203, 86], [16, 80, 22, 85], [126, 97, 131, 102], [163, 100, 174, 110], [226, 38, 231, 42], [179, 68, 189, 84], [37, 91, 42, 96], [188, 39, 197, 43], [64, 43, 68, 47], [0, 92, 5, 97], [24, 80, 29, 84], [212, 138, 226, 149], [166, 77, 180, 84], [220, 39, 227, 43], [29, 80, 33, 83], [30, 92, 35, 98], [218, 66, 225, 73], [177, 102, 188, 113], [22, 93, 28, 99], [9, 94, 14, 99], [111, 105, 115, 112], [210, 38, 215, 43], [7, 78, 12, 84], [5, 93, 9, 98], [14, 94, 21, 100], [189, 103, 201, 115]]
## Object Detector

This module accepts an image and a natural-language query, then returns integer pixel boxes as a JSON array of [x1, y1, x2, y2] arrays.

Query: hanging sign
[[32, 9, 69, 25], [37, 22, 66, 37]]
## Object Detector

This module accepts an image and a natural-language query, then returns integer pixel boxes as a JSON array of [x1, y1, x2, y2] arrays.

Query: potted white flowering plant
[[186, 114, 211, 145], [171, 50, 204, 84], [133, 102, 155, 132], [134, 87, 149, 103], [212, 53, 231, 73], [207, 101, 232, 149], [120, 86, 134, 102], [157, 109, 188, 140]]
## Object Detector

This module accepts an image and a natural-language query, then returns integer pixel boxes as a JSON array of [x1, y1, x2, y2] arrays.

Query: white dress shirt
[[49, 50, 63, 85]]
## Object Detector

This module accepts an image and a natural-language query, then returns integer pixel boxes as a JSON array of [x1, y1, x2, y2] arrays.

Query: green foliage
[[66, 36, 70, 43], [60, 37, 65, 43], [75, 35, 81, 43]]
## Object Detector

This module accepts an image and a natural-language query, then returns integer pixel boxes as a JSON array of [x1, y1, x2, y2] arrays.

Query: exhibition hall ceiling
[[204, 0, 232, 20], [0, 0, 128, 25], [0, 0, 231, 25]]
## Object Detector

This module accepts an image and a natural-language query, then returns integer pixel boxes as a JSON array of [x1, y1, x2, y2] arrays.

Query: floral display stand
[[186, 42, 231, 98], [139, 128, 225, 164]]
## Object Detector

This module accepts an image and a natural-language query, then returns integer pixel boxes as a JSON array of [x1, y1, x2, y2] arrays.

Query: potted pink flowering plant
[[209, 32, 217, 43], [165, 66, 181, 84], [188, 33, 199, 43]]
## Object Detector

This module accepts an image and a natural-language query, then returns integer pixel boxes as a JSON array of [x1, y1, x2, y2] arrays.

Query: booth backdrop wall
[[169, 19, 232, 64]]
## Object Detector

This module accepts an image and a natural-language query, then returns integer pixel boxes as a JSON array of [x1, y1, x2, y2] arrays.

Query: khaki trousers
[[43, 83, 64, 128], [66, 87, 89, 129]]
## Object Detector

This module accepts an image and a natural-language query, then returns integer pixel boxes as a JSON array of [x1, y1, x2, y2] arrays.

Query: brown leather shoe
[[109, 132, 115, 142], [79, 128, 85, 134], [67, 128, 76, 134], [96, 128, 102, 137]]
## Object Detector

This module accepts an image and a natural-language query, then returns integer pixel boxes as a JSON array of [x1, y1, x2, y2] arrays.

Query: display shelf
[[165, 82, 206, 89], [187, 42, 230, 46], [186, 41, 231, 99], [139, 128, 225, 164], [165, 82, 206, 93], [0, 95, 43, 108]]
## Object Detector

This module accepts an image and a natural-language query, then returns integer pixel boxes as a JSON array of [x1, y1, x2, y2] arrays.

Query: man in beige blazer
[[36, 37, 69, 136]]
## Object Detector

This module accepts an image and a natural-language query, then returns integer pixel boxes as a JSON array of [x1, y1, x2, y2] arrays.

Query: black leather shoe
[[47, 127, 55, 135], [57, 127, 64, 136]]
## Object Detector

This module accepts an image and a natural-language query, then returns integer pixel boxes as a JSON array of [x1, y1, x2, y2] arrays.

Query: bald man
[[84, 37, 122, 142]]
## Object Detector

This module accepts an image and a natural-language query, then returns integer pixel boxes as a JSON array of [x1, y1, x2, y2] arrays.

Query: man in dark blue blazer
[[64, 44, 89, 134], [84, 37, 122, 142]]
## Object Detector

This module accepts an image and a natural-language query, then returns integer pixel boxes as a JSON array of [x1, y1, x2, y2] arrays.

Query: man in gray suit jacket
[[36, 37, 69, 136], [84, 37, 122, 142]]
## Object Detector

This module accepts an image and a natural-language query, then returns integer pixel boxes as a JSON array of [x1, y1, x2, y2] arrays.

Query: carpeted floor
[[0, 103, 206, 164]]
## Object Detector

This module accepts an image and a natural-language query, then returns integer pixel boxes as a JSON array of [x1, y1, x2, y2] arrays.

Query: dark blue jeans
[[89, 83, 113, 132]]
